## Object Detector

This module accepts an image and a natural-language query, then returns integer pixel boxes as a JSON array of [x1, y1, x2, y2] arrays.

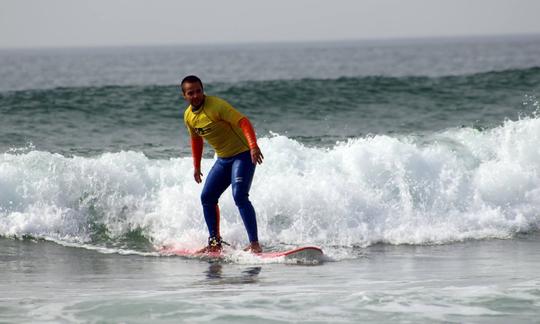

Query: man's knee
[[201, 190, 218, 206], [233, 191, 250, 207]]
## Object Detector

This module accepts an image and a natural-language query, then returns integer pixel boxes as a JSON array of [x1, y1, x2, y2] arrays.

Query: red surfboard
[[158, 246, 324, 262]]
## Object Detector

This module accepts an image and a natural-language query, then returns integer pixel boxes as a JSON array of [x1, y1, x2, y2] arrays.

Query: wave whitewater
[[1, 115, 540, 253]]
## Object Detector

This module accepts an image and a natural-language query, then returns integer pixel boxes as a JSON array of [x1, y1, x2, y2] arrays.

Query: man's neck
[[191, 98, 205, 112]]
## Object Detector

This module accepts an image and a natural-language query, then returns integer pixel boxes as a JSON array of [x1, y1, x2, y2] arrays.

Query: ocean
[[1, 35, 540, 323]]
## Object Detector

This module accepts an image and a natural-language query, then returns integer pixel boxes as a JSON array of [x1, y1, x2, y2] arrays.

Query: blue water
[[1, 35, 540, 323]]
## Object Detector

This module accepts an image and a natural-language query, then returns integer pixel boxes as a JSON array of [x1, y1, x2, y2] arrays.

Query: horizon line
[[1, 32, 539, 51]]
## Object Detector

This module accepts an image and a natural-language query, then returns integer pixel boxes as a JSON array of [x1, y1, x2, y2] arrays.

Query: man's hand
[[194, 168, 203, 183], [250, 147, 264, 165]]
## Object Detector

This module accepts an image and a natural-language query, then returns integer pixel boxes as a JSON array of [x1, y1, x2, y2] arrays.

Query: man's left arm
[[238, 117, 264, 165], [216, 98, 264, 165]]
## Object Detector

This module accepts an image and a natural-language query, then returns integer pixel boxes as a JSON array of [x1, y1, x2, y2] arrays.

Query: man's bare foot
[[195, 246, 208, 254], [196, 236, 223, 253], [244, 241, 262, 253], [196, 245, 222, 254]]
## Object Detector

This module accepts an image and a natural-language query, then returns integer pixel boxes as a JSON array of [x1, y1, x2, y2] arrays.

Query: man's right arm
[[190, 135, 203, 183], [185, 109, 204, 183]]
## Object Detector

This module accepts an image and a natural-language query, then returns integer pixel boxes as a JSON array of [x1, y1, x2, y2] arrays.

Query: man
[[181, 75, 264, 253]]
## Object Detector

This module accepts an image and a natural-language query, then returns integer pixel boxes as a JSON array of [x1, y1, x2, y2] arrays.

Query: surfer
[[181, 75, 264, 253]]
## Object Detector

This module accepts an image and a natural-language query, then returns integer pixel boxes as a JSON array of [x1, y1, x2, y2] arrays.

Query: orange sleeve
[[238, 117, 258, 150], [190, 135, 203, 169]]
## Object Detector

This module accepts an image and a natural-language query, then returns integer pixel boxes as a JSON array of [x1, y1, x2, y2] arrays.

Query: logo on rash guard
[[235, 177, 243, 183], [195, 127, 211, 135]]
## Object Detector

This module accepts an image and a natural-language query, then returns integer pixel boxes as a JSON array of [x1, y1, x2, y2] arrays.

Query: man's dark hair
[[181, 75, 203, 93]]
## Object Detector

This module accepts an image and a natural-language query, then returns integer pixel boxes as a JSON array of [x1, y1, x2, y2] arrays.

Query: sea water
[[1, 36, 540, 323]]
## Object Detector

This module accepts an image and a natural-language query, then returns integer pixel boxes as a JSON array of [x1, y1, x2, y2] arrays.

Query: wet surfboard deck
[[158, 246, 324, 263]]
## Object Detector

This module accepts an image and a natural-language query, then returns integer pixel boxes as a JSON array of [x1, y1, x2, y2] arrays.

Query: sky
[[1, 0, 540, 48]]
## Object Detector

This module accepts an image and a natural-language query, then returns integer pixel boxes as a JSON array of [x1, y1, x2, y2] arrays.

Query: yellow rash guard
[[184, 96, 250, 158]]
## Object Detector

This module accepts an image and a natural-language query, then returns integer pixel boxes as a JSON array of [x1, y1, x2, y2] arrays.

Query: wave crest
[[1, 116, 540, 252]]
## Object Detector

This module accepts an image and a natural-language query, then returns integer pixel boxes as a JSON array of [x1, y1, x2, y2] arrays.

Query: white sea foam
[[1, 116, 540, 254]]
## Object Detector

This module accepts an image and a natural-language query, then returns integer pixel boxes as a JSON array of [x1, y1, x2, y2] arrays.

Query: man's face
[[182, 81, 205, 108]]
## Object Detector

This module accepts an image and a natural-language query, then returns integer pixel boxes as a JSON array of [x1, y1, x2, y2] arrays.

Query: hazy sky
[[1, 0, 540, 48]]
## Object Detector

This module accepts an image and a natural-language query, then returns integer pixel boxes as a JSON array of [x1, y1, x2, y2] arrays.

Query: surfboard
[[158, 246, 324, 263], [257, 246, 324, 261]]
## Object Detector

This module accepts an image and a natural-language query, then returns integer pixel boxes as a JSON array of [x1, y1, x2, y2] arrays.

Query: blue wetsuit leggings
[[200, 150, 258, 242]]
